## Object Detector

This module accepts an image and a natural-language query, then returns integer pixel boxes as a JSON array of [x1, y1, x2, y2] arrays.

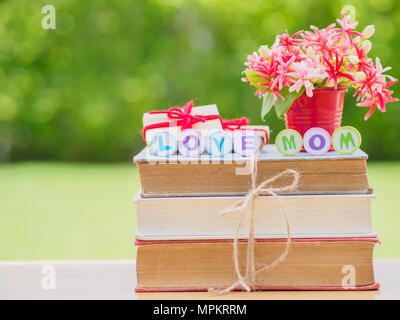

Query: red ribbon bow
[[142, 101, 222, 140], [221, 117, 249, 130], [223, 117, 269, 144]]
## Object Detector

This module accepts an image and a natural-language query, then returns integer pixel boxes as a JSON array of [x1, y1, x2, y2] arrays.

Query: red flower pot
[[284, 87, 347, 151]]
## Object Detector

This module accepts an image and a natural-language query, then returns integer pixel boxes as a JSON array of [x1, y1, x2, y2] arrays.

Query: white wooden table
[[1, 259, 399, 300]]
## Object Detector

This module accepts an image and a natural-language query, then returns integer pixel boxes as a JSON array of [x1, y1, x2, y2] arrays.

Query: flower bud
[[272, 35, 280, 48], [306, 47, 316, 57], [326, 78, 335, 87], [354, 71, 366, 81], [259, 45, 271, 59], [362, 25, 375, 39], [349, 55, 360, 64], [362, 40, 372, 54]]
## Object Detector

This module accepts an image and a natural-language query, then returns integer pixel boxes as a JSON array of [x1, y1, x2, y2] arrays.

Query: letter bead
[[303, 127, 331, 155], [149, 130, 177, 156], [206, 130, 233, 157], [233, 130, 261, 157], [331, 126, 362, 155], [275, 129, 303, 156], [178, 129, 205, 157]]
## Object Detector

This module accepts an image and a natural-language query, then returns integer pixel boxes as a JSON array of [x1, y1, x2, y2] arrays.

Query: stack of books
[[133, 144, 378, 291]]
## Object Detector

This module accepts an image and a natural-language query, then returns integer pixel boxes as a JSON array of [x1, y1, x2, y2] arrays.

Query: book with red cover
[[135, 237, 379, 292]]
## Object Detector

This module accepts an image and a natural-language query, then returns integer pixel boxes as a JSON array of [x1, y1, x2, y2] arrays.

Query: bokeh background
[[0, 0, 399, 260]]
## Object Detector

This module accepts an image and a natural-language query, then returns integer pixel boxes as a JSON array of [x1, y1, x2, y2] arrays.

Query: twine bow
[[209, 159, 300, 294], [142, 101, 222, 140]]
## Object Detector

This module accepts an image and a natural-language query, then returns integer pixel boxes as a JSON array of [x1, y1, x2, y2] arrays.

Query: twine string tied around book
[[209, 159, 300, 294]]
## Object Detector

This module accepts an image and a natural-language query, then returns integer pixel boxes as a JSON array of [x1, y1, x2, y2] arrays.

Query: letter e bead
[[233, 130, 261, 157]]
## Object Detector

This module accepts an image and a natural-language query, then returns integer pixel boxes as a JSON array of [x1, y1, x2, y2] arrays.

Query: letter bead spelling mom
[[331, 126, 362, 155], [206, 130, 233, 157], [303, 127, 331, 155], [233, 130, 261, 157], [178, 129, 205, 157], [275, 129, 303, 156]]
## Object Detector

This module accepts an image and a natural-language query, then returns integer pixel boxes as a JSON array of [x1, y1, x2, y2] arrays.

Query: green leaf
[[274, 87, 305, 119], [261, 91, 275, 121], [244, 70, 267, 91]]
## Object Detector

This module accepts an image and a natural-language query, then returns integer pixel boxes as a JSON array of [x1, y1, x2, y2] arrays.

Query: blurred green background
[[1, 0, 400, 161], [0, 0, 399, 260]]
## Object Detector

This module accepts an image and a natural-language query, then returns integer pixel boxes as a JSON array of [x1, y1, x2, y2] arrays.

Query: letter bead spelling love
[[233, 130, 261, 157], [147, 128, 263, 157], [178, 129, 205, 157], [206, 130, 233, 157], [149, 130, 178, 157]]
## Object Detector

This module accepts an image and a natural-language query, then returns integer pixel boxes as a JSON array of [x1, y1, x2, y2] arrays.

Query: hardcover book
[[135, 238, 378, 291], [134, 192, 375, 240], [134, 145, 369, 197]]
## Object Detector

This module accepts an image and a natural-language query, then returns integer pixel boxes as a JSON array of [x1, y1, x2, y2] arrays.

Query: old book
[[135, 238, 378, 291], [134, 193, 375, 240], [134, 145, 369, 197]]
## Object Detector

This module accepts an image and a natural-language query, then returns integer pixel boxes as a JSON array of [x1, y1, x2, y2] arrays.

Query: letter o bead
[[178, 129, 205, 157], [303, 127, 331, 155]]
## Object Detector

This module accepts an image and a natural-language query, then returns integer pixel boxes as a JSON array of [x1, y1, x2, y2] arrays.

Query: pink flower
[[270, 55, 296, 90], [375, 57, 395, 82], [353, 44, 373, 73], [277, 30, 304, 53], [271, 87, 285, 101], [324, 53, 354, 89], [354, 60, 398, 120], [351, 58, 391, 101], [302, 24, 337, 58], [287, 61, 327, 97], [244, 52, 267, 72], [357, 80, 398, 120], [333, 12, 363, 46]]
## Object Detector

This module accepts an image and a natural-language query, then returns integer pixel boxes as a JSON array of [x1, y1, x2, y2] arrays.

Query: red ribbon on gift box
[[221, 117, 249, 130], [142, 101, 224, 140], [142, 100, 267, 142], [222, 117, 269, 144]]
